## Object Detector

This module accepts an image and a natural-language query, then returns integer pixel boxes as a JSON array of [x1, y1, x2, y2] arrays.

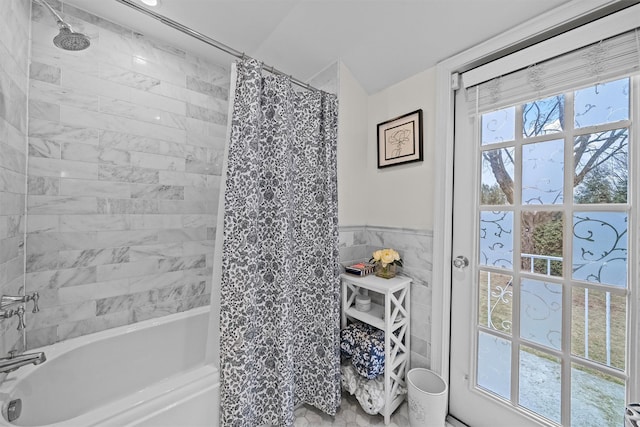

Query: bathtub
[[0, 306, 220, 427]]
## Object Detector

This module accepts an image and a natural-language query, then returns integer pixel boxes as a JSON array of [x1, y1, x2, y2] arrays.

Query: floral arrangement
[[369, 248, 403, 278]]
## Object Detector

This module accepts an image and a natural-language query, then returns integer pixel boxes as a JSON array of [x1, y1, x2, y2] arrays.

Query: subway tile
[[128, 214, 182, 230], [158, 200, 210, 214], [99, 63, 160, 91], [26, 251, 59, 273], [29, 61, 60, 85], [60, 179, 131, 198], [59, 214, 130, 232], [26, 215, 59, 234], [185, 158, 218, 175], [129, 242, 183, 261], [28, 195, 97, 215], [186, 103, 226, 125], [157, 254, 206, 272], [29, 138, 60, 159], [98, 164, 159, 184], [61, 67, 132, 101], [27, 231, 99, 252], [128, 270, 184, 294], [130, 88, 186, 115], [58, 247, 130, 269], [26, 266, 97, 291], [186, 76, 228, 99], [57, 278, 130, 304], [28, 99, 60, 122], [96, 198, 158, 214], [95, 229, 158, 248], [96, 258, 158, 282], [157, 280, 206, 303], [158, 226, 207, 243], [0, 140, 26, 173], [61, 142, 131, 165], [30, 79, 99, 111], [158, 170, 208, 187], [29, 157, 98, 179], [29, 118, 100, 145], [130, 151, 186, 171], [60, 106, 186, 145], [100, 130, 195, 158], [130, 184, 184, 200], [27, 300, 97, 330], [99, 98, 186, 130], [0, 167, 27, 194], [181, 214, 215, 228]]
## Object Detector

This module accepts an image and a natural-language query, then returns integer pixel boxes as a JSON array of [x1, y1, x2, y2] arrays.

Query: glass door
[[449, 76, 636, 426]]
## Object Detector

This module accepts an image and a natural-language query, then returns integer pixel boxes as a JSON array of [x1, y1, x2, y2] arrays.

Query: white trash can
[[407, 368, 448, 427]]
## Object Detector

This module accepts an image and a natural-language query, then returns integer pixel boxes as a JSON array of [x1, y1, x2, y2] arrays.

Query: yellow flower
[[372, 250, 382, 261], [380, 249, 395, 265]]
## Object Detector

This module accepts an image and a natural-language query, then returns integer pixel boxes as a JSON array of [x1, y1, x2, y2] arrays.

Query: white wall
[[337, 62, 369, 226], [366, 68, 436, 230], [338, 63, 437, 230]]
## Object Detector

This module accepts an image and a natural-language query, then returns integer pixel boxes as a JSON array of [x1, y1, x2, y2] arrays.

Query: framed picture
[[377, 109, 423, 168]]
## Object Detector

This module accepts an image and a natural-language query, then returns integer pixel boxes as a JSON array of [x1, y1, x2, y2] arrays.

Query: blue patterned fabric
[[340, 322, 385, 379]]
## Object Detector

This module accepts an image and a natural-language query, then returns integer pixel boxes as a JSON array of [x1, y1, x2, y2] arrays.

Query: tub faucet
[[0, 293, 39, 313], [0, 351, 46, 374]]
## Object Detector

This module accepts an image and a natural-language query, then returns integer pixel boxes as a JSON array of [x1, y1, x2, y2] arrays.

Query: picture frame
[[376, 109, 423, 168]]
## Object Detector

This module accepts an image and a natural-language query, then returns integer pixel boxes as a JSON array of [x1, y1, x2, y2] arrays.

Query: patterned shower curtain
[[219, 58, 341, 427]]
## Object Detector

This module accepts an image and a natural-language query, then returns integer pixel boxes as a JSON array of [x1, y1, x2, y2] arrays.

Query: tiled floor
[[293, 393, 410, 426], [293, 393, 458, 426]]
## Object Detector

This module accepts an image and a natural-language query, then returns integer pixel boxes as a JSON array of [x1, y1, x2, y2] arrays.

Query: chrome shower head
[[37, 0, 90, 51], [53, 25, 91, 51]]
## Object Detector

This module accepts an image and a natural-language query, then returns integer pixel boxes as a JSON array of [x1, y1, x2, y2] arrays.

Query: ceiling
[[64, 0, 572, 94]]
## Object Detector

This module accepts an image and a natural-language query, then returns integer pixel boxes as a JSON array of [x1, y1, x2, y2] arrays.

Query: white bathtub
[[0, 306, 220, 427]]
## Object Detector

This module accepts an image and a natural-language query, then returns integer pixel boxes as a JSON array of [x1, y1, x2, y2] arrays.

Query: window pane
[[571, 364, 625, 427], [572, 212, 627, 287], [574, 78, 630, 128], [519, 347, 561, 423], [521, 211, 563, 277], [522, 139, 564, 205], [481, 148, 514, 205], [572, 287, 626, 370], [573, 129, 628, 204], [477, 331, 511, 399], [480, 211, 513, 269], [482, 107, 515, 145], [479, 271, 512, 334], [521, 279, 562, 350], [523, 95, 564, 137]]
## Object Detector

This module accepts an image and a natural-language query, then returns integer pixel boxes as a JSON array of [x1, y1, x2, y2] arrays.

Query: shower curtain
[[219, 58, 341, 426]]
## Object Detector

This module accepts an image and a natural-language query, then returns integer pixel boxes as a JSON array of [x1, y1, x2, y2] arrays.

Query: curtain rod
[[113, 0, 321, 92]]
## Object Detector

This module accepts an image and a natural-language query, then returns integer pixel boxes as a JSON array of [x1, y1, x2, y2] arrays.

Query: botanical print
[[219, 58, 341, 427]]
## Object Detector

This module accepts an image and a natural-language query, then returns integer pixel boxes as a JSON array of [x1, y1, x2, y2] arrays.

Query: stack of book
[[345, 262, 375, 276]]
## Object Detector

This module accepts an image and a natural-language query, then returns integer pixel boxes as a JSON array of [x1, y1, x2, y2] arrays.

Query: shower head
[[37, 0, 90, 51], [53, 25, 91, 51]]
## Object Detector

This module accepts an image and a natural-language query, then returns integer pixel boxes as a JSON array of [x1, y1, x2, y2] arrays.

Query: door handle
[[453, 255, 470, 270]]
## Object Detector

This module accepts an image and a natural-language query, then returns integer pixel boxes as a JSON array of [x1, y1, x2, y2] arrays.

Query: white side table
[[340, 273, 411, 425]]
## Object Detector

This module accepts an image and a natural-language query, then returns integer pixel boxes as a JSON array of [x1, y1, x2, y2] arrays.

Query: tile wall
[[25, 1, 229, 348], [0, 0, 31, 355], [339, 225, 433, 369]]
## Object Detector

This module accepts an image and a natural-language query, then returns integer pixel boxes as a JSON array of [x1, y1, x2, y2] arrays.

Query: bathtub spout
[[0, 351, 46, 374]]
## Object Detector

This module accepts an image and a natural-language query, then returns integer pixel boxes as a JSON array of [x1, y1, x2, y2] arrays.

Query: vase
[[375, 263, 397, 279]]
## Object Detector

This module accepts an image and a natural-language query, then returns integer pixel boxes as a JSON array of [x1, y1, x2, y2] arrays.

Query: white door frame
[[430, 0, 628, 382]]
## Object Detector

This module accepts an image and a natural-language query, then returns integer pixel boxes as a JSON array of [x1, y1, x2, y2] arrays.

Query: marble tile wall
[[0, 0, 31, 356], [339, 225, 433, 369], [25, 1, 229, 348]]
